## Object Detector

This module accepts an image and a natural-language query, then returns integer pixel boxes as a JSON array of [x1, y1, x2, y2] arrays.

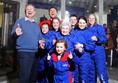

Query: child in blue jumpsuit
[[37, 21, 53, 83], [47, 39, 74, 83], [74, 16, 95, 83], [88, 14, 109, 83]]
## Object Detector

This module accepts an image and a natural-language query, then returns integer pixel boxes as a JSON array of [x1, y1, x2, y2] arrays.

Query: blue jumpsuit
[[70, 28, 80, 83], [54, 32, 79, 82], [54, 32, 76, 54], [88, 24, 109, 83], [47, 52, 73, 83], [37, 32, 54, 83], [47, 30, 60, 54], [73, 28, 95, 83], [70, 28, 76, 34], [45, 30, 60, 83]]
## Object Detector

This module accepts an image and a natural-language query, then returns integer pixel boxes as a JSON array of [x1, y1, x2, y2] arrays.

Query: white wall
[[34, 8, 49, 23], [94, 12, 107, 25]]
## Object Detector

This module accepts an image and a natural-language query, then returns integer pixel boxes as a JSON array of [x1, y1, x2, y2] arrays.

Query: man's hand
[[16, 24, 22, 35]]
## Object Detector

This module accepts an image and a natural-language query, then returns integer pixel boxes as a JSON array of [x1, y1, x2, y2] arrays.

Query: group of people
[[103, 21, 118, 67], [11, 4, 109, 83]]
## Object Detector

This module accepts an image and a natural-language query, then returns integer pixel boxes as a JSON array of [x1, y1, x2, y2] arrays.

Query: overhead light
[[49, 0, 52, 1], [69, 1, 72, 4], [94, 5, 97, 8]]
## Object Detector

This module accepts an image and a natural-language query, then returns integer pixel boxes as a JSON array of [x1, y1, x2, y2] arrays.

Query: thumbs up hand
[[16, 24, 23, 36], [47, 53, 51, 60], [68, 52, 73, 59]]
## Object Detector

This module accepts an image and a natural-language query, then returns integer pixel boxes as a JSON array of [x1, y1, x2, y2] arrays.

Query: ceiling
[[28, 0, 118, 13]]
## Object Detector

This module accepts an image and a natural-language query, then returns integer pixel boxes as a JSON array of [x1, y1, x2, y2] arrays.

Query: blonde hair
[[88, 13, 97, 25]]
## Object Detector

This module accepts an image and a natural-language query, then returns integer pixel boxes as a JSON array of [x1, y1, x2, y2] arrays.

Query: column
[[61, 0, 66, 20], [99, 0, 103, 25]]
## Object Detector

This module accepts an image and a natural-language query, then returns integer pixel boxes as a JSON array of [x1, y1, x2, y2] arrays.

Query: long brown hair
[[50, 17, 61, 30]]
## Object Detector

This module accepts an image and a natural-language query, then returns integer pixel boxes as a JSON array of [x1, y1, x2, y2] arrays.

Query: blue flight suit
[[45, 30, 60, 83], [54, 32, 79, 82], [73, 28, 95, 83], [47, 52, 73, 83], [88, 24, 109, 83], [37, 32, 54, 83], [47, 30, 60, 54]]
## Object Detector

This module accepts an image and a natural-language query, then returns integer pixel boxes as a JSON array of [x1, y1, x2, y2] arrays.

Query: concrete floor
[[0, 66, 118, 83]]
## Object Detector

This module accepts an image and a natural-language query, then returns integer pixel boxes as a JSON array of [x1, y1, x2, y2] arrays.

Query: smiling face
[[88, 14, 96, 26], [70, 16, 77, 26], [56, 42, 66, 55], [78, 19, 87, 30], [60, 22, 71, 35], [52, 18, 60, 31], [25, 4, 36, 19], [49, 8, 57, 19], [41, 24, 49, 34], [61, 24, 70, 35]]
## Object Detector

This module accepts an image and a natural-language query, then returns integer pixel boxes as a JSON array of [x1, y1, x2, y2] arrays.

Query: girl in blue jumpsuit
[[37, 22, 53, 83], [74, 16, 95, 83], [47, 17, 61, 54], [45, 17, 61, 83], [88, 14, 109, 83], [47, 39, 73, 83]]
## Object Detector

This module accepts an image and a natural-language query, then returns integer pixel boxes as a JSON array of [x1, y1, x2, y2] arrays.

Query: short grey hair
[[60, 21, 71, 31]]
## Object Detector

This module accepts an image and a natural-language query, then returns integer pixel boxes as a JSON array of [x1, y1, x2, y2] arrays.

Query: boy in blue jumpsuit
[[69, 14, 78, 34], [88, 14, 109, 83]]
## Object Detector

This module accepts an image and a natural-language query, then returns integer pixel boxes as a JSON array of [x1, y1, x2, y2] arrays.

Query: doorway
[[0, 1, 19, 68]]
